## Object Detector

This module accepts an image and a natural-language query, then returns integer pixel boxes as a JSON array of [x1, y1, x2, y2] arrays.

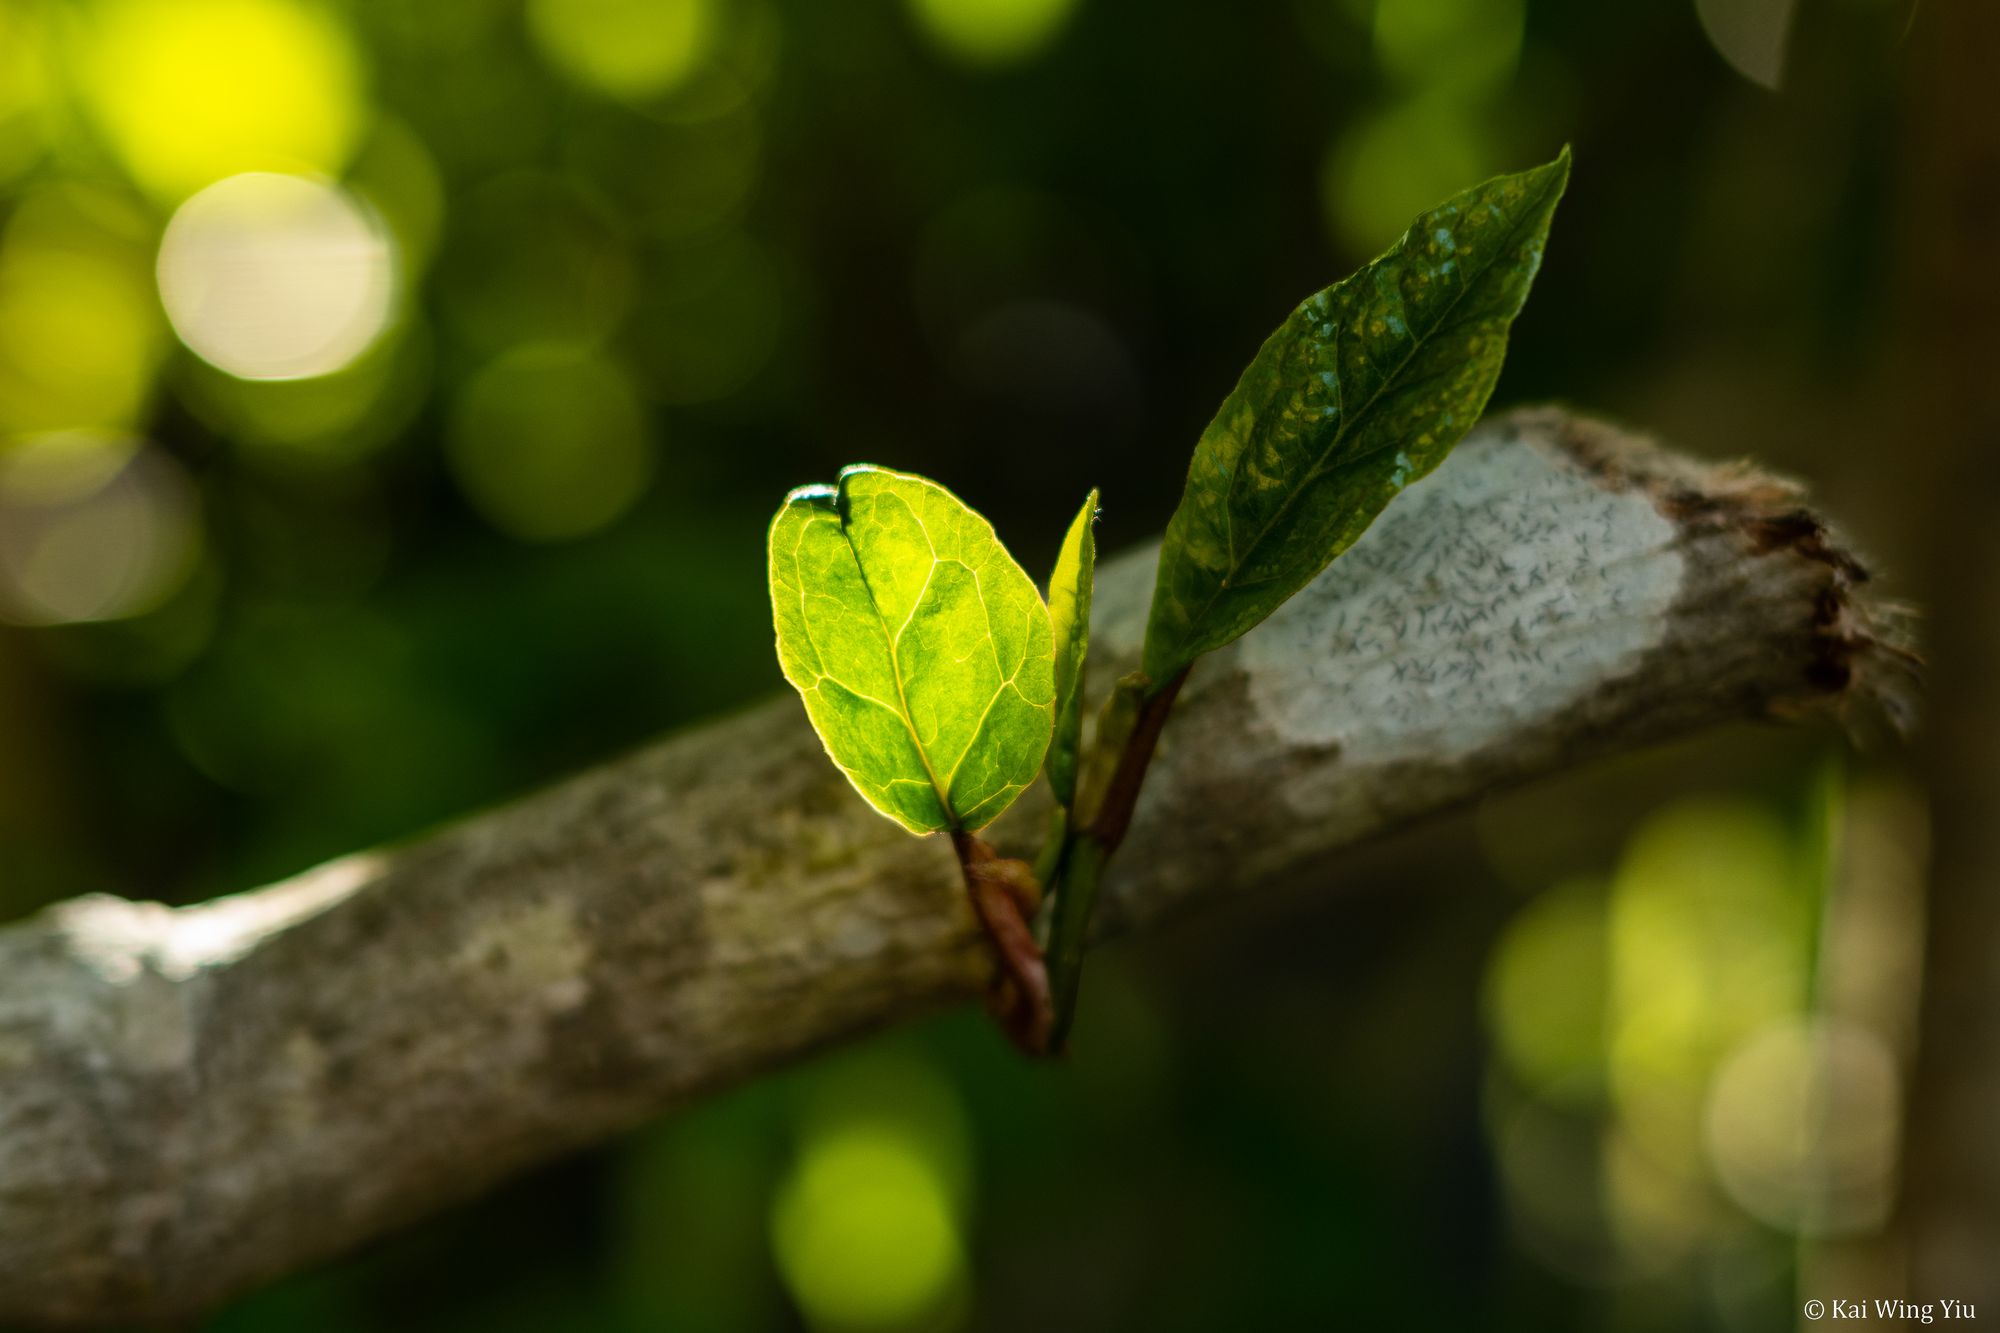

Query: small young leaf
[[1044, 488, 1098, 807], [768, 465, 1056, 835], [1142, 148, 1571, 685]]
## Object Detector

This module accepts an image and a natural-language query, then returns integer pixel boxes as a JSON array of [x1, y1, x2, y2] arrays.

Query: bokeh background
[[1, 0, 1984, 1328]]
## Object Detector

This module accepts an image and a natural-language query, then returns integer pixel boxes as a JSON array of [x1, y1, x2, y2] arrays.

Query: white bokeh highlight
[[0, 432, 200, 625], [157, 172, 394, 381]]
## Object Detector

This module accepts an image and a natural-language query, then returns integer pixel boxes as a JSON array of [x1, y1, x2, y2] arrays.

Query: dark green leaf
[[768, 465, 1056, 834], [1044, 488, 1098, 806], [1142, 148, 1571, 684]]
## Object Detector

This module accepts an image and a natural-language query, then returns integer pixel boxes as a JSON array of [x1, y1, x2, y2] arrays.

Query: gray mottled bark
[[0, 409, 1913, 1326]]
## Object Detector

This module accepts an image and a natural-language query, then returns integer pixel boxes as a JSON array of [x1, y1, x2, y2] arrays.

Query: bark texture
[[0, 409, 1913, 1326]]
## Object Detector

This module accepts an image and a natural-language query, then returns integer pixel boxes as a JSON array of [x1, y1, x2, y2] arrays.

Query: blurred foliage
[[0, 0, 1928, 1326]]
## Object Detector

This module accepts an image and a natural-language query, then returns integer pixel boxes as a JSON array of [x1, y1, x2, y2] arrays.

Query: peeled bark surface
[[0, 409, 1914, 1327]]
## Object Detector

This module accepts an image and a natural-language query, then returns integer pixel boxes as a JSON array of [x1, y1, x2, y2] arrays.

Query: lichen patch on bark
[[1237, 423, 1683, 766], [453, 898, 593, 1014]]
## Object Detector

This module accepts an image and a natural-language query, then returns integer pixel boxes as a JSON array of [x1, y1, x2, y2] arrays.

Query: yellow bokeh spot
[[1483, 878, 1609, 1105], [1605, 798, 1809, 1167], [527, 0, 716, 100], [906, 0, 1080, 67], [446, 346, 654, 542], [1483, 788, 1836, 1275], [771, 1126, 967, 1331], [0, 0, 53, 183], [77, 0, 366, 201], [1319, 94, 1497, 259], [0, 186, 165, 435], [1372, 0, 1525, 96]]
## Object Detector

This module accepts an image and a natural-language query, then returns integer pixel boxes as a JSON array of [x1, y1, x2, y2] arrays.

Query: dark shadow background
[[0, 0, 1963, 1328]]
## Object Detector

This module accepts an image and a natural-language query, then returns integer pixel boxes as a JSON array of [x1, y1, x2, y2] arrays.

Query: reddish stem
[[952, 831, 1055, 1055], [1086, 666, 1189, 851]]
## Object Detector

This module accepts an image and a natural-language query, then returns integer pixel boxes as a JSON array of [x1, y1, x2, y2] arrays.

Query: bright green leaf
[[1044, 488, 1098, 806], [1142, 148, 1570, 685], [768, 465, 1056, 835]]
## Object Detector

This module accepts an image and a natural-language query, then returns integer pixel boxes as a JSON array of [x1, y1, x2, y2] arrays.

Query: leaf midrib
[[837, 493, 958, 827], [839, 486, 1028, 830]]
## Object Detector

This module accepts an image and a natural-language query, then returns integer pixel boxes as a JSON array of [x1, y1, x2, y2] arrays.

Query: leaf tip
[[1533, 145, 1574, 200]]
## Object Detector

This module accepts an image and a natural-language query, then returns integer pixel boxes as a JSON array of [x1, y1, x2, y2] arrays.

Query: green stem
[[1031, 806, 1069, 903], [1046, 834, 1107, 1047], [1044, 666, 1189, 1049]]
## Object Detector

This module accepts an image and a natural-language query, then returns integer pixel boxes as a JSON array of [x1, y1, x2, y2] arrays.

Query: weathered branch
[[0, 409, 1913, 1326]]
